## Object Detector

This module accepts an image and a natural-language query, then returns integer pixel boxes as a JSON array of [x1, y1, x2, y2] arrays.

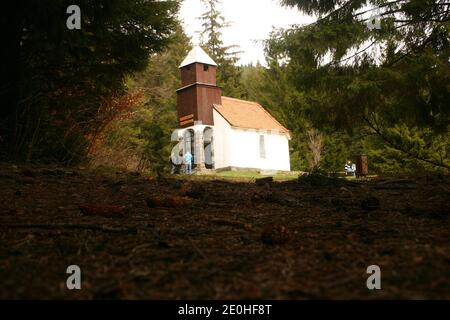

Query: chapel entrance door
[[184, 129, 196, 169], [203, 127, 214, 169]]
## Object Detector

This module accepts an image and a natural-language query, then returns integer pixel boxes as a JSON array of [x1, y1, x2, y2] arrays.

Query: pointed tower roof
[[179, 46, 217, 68]]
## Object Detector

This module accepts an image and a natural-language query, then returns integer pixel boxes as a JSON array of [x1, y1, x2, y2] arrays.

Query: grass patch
[[197, 170, 300, 182]]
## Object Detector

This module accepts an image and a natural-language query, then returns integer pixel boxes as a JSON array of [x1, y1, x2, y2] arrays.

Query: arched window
[[184, 129, 196, 167], [204, 127, 214, 169], [259, 135, 266, 159]]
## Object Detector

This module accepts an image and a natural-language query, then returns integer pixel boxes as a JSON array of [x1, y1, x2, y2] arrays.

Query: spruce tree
[[0, 0, 179, 163], [267, 0, 450, 170], [199, 0, 242, 97]]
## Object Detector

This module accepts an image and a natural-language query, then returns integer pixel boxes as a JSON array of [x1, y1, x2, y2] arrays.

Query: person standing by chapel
[[344, 160, 356, 177], [184, 151, 193, 175]]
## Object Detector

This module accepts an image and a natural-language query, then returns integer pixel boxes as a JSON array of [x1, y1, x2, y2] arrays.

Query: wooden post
[[356, 154, 369, 176]]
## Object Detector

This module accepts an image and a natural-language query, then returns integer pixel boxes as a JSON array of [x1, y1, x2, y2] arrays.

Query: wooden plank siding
[[180, 63, 217, 87], [177, 84, 221, 128]]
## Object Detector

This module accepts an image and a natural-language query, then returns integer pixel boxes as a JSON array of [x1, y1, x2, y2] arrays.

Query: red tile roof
[[213, 97, 290, 136]]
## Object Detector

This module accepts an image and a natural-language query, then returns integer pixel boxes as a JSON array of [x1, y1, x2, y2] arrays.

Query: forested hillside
[[1, 0, 448, 175]]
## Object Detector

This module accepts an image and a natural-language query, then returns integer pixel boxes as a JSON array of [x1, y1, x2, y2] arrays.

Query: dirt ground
[[0, 163, 449, 299]]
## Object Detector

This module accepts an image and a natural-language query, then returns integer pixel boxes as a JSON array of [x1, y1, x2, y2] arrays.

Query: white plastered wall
[[212, 109, 232, 169], [212, 109, 291, 171]]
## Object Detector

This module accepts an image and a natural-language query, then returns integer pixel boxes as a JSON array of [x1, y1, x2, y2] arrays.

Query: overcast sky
[[179, 0, 315, 66]]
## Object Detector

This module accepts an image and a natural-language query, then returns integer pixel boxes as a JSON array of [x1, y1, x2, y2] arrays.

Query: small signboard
[[179, 114, 194, 126]]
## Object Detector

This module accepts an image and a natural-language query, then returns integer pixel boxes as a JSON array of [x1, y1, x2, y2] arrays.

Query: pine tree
[[199, 0, 242, 97], [0, 0, 179, 163], [266, 0, 450, 171]]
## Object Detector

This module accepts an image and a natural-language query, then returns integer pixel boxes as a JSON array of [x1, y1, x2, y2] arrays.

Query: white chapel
[[174, 46, 291, 172]]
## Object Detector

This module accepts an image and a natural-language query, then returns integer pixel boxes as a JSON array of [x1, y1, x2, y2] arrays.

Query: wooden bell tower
[[176, 46, 222, 128]]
